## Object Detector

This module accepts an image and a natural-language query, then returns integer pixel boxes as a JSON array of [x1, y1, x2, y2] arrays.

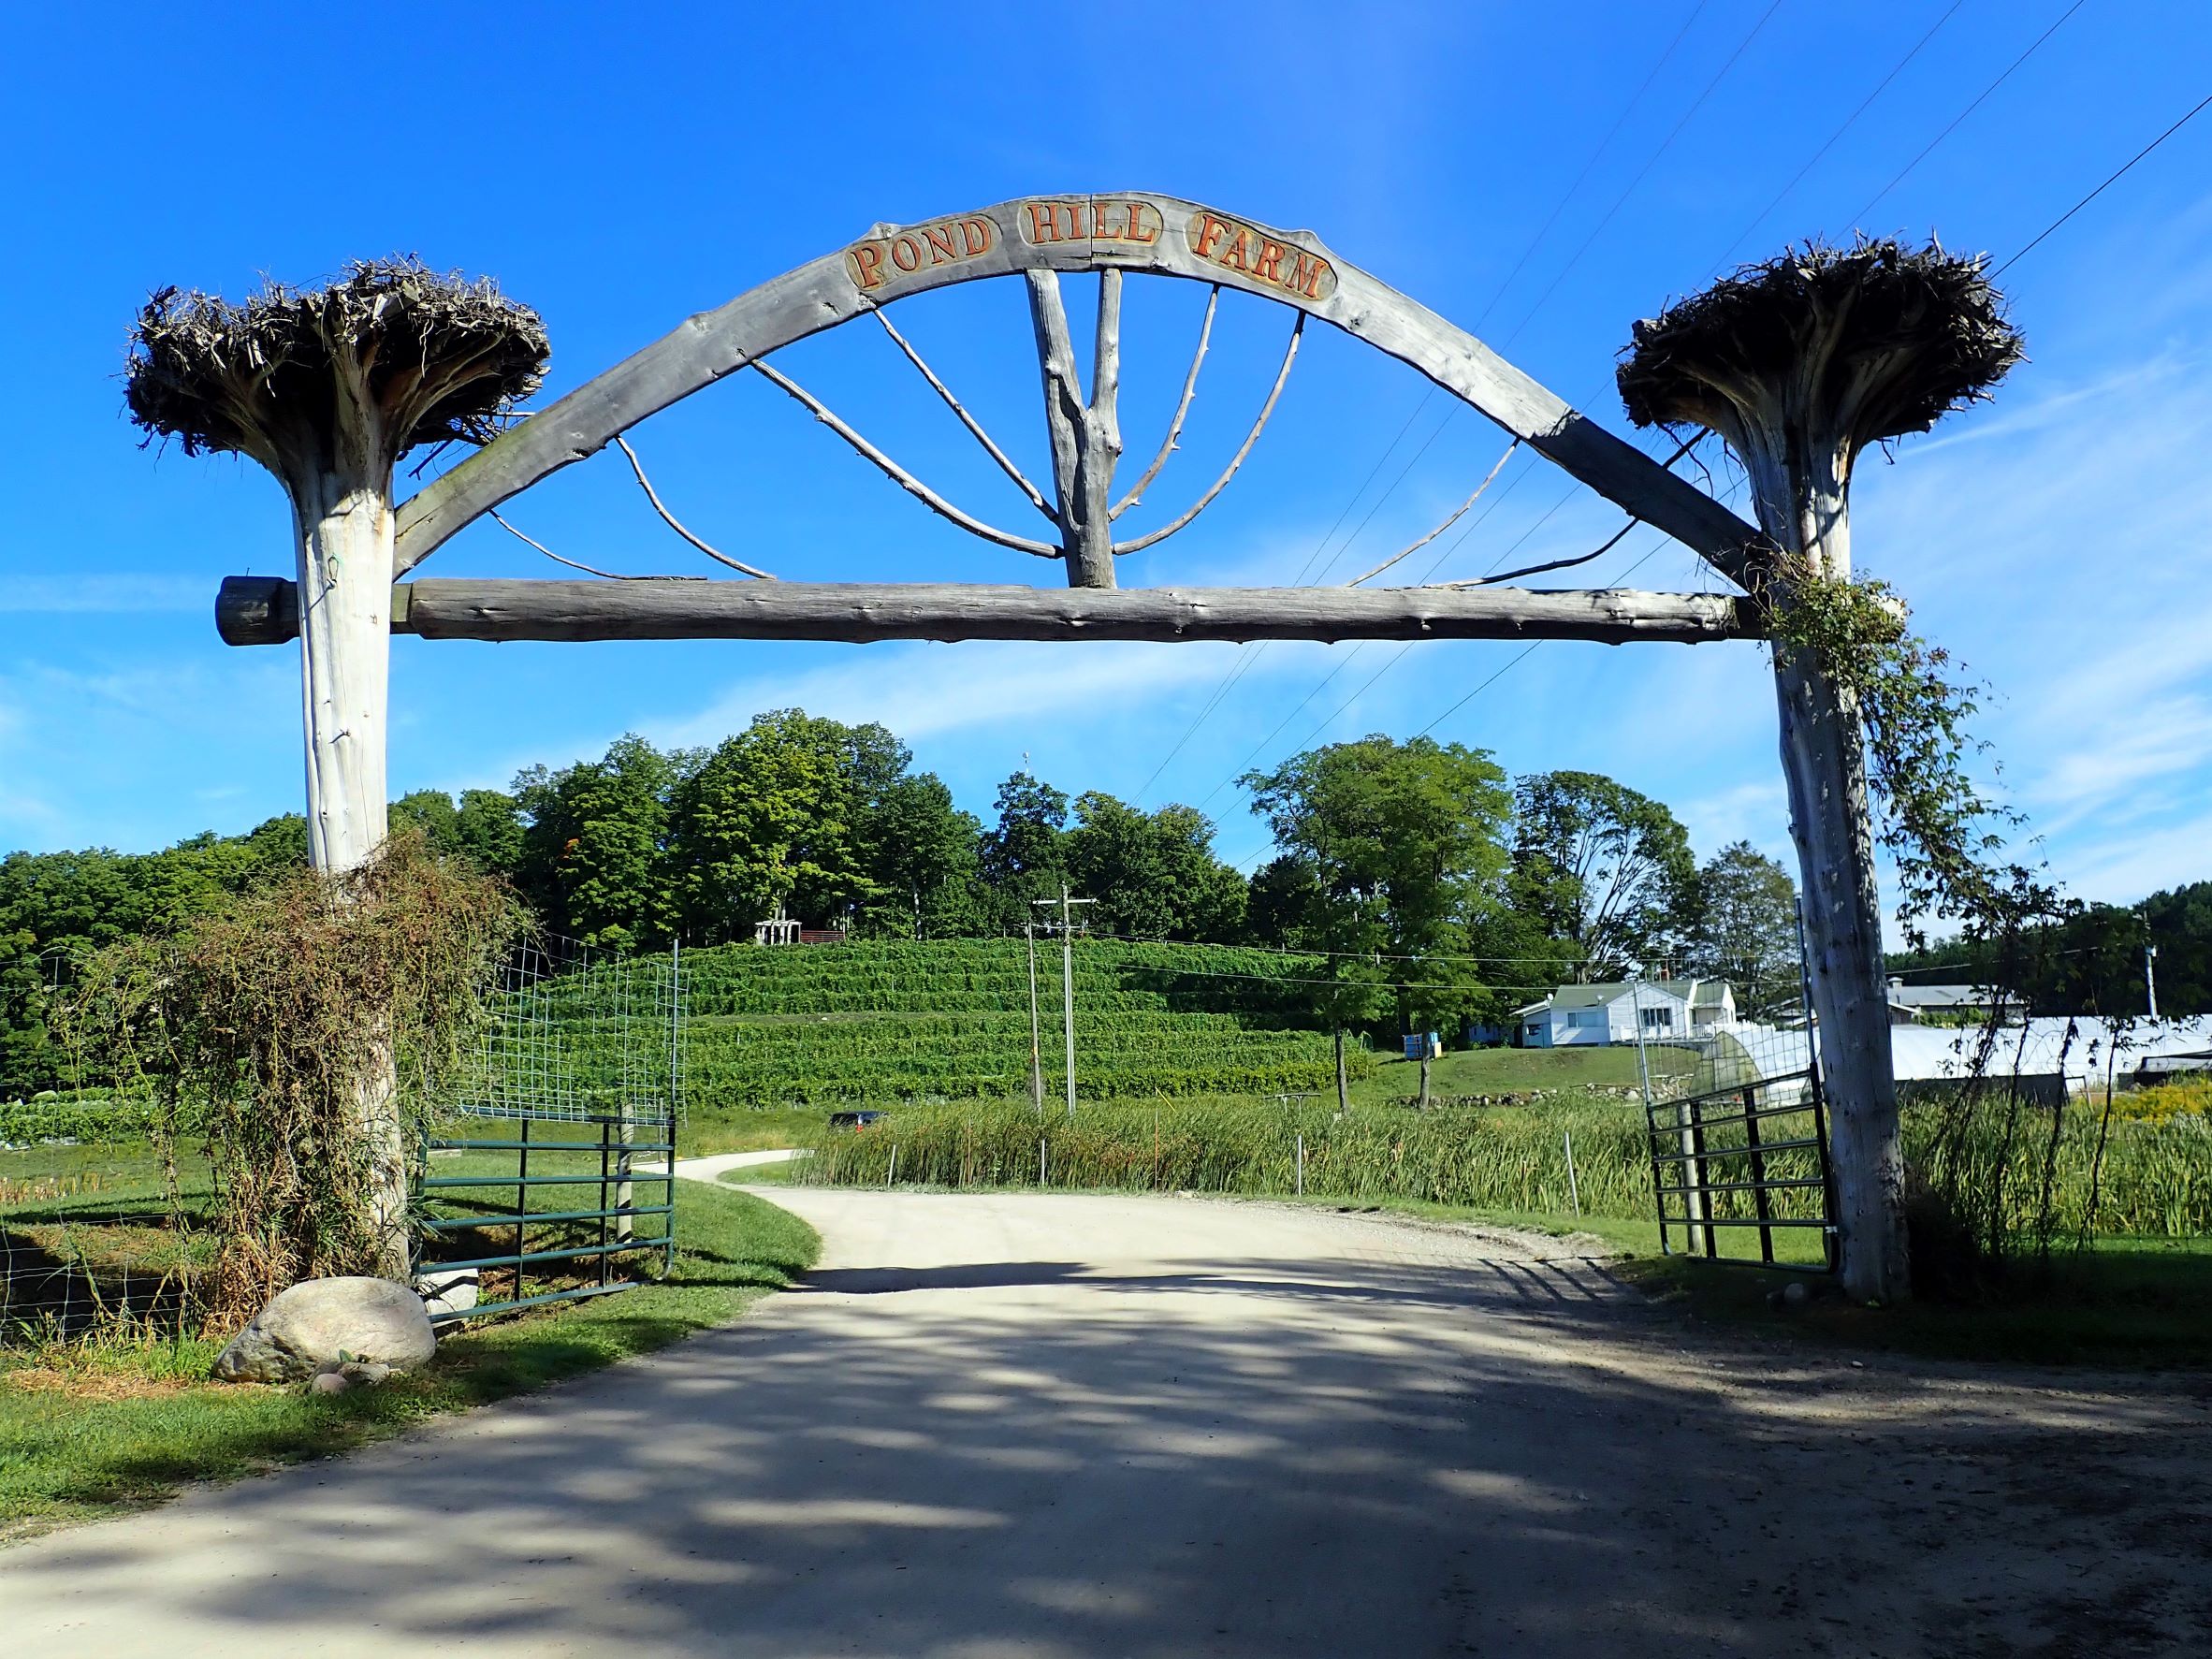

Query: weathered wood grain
[[219, 575, 1754, 648]]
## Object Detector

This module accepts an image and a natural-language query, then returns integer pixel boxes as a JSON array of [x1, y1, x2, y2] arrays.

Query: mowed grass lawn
[[0, 1173, 818, 1541], [1350, 1043, 1694, 1102]]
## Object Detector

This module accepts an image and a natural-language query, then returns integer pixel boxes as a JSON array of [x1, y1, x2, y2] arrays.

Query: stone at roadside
[[309, 1371, 350, 1396], [414, 1266, 479, 1317], [211, 1277, 437, 1384]]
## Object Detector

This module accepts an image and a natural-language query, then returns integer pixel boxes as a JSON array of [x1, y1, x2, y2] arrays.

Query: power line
[[1499, 0, 1789, 350], [1470, 0, 1714, 329], [1992, 89, 2212, 277], [1137, 8, 1762, 805], [1849, 0, 2088, 226], [1221, 8, 2174, 871], [1710, 0, 1969, 270]]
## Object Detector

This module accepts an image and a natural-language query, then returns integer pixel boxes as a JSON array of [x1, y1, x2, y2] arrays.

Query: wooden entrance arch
[[219, 192, 1768, 652], [209, 194, 1937, 1291]]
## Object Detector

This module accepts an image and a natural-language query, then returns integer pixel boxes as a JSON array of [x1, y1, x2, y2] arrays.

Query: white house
[[1512, 980, 1738, 1048]]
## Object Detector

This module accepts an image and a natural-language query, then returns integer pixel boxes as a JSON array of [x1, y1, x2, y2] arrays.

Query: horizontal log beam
[[218, 575, 1757, 648]]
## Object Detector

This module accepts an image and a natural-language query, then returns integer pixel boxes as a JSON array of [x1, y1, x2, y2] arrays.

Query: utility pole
[[1025, 918, 1045, 1113], [2146, 942, 2161, 1022], [1034, 886, 1095, 1118]]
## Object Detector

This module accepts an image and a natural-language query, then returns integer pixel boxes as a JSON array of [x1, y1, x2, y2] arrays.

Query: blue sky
[[4, 1, 2208, 921]]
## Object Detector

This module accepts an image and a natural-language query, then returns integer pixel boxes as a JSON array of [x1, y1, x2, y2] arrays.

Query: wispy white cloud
[[2052, 817, 2212, 908], [1675, 779, 1791, 866], [656, 637, 1331, 751], [0, 575, 211, 613]]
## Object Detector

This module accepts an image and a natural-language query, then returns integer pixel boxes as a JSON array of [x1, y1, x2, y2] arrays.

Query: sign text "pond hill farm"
[[841, 199, 1337, 302]]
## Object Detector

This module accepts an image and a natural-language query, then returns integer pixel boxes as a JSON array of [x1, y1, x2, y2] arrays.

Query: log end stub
[[215, 575, 299, 647]]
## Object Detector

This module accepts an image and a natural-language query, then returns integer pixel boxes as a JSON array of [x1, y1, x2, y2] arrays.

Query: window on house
[[1641, 1006, 1673, 1030]]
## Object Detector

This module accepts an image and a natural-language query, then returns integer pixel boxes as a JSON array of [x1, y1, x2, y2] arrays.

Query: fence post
[[1689, 1098, 1716, 1259], [665, 940, 681, 1272], [599, 1117, 613, 1287], [515, 1115, 531, 1304], [1644, 1091, 1673, 1255], [1296, 1131, 1305, 1198], [1564, 1128, 1580, 1217], [1741, 1084, 1775, 1264]]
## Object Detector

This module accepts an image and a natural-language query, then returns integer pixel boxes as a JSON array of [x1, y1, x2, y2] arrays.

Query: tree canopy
[[15, 700, 2185, 1103], [1510, 770, 1698, 980], [1243, 735, 1513, 1031]]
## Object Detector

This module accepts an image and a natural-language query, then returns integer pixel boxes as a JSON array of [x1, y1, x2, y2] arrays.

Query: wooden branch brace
[[1345, 440, 1519, 588], [1112, 313, 1302, 556], [217, 575, 1755, 648], [868, 304, 1055, 519], [749, 358, 1060, 558], [1113, 285, 1217, 519], [391, 194, 1769, 586], [612, 434, 777, 578]]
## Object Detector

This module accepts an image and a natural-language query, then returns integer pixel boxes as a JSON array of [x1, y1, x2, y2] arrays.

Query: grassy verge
[[0, 1180, 817, 1542], [683, 1106, 842, 1157], [1621, 1236, 2212, 1369]]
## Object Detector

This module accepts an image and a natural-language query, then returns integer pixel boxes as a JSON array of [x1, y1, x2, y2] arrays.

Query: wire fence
[[1638, 1019, 1836, 1271], [412, 937, 684, 1323]]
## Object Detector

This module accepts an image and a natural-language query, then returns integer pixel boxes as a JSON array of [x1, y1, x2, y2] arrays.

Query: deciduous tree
[[1511, 770, 1697, 979]]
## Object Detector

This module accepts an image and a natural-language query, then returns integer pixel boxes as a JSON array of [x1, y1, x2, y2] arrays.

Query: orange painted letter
[[850, 242, 886, 289], [1192, 212, 1229, 258], [1126, 201, 1157, 242], [1026, 201, 1062, 243]]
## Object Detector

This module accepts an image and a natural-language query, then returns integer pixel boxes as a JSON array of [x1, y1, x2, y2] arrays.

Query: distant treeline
[[7, 708, 1812, 1096], [1885, 881, 2212, 1019]]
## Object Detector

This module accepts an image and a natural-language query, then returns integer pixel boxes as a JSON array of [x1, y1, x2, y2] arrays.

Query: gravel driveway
[[2, 1187, 2206, 1656]]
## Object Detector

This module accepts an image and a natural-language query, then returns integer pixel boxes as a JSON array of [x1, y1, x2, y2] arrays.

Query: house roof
[[1886, 982, 2012, 1010], [1520, 979, 1736, 1015]]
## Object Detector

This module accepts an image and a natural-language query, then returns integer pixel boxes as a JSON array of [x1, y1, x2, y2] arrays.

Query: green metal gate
[[413, 939, 684, 1324]]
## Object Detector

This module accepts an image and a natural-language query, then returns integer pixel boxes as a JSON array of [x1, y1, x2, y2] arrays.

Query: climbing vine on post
[[1620, 237, 2026, 1304], [62, 837, 523, 1324], [1759, 562, 2055, 945]]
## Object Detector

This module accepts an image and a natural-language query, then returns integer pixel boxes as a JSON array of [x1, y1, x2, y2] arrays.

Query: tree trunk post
[[128, 263, 547, 1291], [1334, 1027, 1348, 1113], [292, 461, 407, 1279], [1746, 453, 1909, 1305], [290, 472, 392, 875], [1615, 241, 2024, 1303]]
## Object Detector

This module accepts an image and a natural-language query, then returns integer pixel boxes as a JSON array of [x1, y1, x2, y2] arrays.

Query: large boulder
[[212, 1276, 438, 1384]]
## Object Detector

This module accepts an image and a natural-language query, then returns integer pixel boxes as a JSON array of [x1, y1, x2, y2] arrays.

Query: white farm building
[[1513, 980, 1739, 1048]]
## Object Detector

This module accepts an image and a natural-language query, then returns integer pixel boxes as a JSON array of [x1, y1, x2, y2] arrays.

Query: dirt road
[[3, 1188, 2207, 1655]]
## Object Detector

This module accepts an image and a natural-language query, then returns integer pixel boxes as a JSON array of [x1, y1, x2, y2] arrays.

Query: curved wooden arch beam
[[392, 194, 1766, 584]]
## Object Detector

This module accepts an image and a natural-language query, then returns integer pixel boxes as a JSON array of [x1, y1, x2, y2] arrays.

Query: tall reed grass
[[801, 1095, 2212, 1239]]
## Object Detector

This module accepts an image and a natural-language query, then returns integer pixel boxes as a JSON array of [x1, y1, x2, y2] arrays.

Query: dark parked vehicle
[[827, 1110, 886, 1130]]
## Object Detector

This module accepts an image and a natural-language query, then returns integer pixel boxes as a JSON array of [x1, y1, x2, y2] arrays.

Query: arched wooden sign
[[384, 192, 1763, 590]]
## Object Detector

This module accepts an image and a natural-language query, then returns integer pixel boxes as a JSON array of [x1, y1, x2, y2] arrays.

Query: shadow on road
[[5, 1195, 2208, 1657]]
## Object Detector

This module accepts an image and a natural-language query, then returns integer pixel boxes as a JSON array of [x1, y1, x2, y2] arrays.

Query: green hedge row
[[0, 1092, 182, 1145]]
